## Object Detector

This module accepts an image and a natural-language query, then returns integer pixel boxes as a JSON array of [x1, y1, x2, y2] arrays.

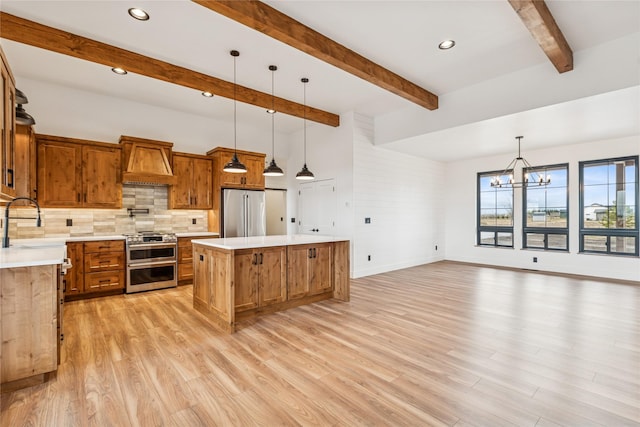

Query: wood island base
[[192, 236, 350, 333]]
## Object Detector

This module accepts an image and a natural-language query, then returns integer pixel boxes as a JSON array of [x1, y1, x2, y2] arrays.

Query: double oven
[[125, 232, 177, 293]]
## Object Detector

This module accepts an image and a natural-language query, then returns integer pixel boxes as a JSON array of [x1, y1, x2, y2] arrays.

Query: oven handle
[[127, 243, 177, 250], [128, 260, 177, 269]]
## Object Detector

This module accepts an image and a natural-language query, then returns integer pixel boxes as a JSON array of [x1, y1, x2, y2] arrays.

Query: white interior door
[[298, 179, 336, 235]]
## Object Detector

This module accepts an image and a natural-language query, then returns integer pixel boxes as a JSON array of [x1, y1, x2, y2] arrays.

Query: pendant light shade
[[223, 50, 247, 174], [264, 65, 284, 177], [296, 77, 314, 181], [16, 88, 28, 104], [16, 104, 36, 125]]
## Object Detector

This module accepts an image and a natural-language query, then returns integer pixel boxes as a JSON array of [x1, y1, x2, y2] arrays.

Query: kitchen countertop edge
[[192, 235, 349, 250]]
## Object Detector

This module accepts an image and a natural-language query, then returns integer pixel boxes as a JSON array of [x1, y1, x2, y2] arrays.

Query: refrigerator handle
[[245, 193, 250, 237]]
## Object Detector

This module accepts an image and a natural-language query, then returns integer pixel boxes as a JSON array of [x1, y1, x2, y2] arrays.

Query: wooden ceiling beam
[[192, 0, 439, 110], [0, 12, 340, 127], [508, 0, 573, 73]]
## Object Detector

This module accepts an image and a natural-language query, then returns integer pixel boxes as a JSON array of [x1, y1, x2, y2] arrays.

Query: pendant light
[[15, 88, 36, 125], [296, 78, 314, 180], [491, 136, 551, 188], [223, 50, 247, 174], [263, 65, 284, 177]]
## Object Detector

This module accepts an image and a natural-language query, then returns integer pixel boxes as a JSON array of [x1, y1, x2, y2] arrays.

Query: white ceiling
[[1, 0, 639, 162]]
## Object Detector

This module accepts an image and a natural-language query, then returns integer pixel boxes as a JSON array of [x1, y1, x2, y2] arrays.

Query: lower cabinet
[[177, 235, 217, 285], [64, 240, 125, 300], [287, 243, 333, 299], [234, 246, 287, 312], [1, 264, 60, 389]]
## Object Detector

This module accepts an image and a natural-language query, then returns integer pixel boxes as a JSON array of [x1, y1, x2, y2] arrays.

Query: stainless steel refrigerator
[[221, 189, 266, 237]]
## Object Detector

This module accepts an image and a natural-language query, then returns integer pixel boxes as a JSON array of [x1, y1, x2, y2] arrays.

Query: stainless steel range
[[124, 231, 177, 293]]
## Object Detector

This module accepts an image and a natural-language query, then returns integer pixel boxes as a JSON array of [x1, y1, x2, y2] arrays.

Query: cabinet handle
[[308, 248, 312, 259], [313, 248, 317, 258], [99, 279, 111, 283], [252, 253, 257, 265], [7, 168, 13, 188], [259, 253, 263, 265], [77, 193, 81, 202], [84, 193, 87, 203]]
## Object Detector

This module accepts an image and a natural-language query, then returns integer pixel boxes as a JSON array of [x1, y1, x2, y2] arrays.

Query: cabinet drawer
[[178, 247, 193, 263], [84, 240, 124, 253], [85, 271, 125, 291], [178, 262, 193, 281], [84, 251, 124, 272]]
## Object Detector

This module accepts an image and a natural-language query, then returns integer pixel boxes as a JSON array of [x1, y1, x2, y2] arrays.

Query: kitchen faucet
[[2, 197, 42, 248]]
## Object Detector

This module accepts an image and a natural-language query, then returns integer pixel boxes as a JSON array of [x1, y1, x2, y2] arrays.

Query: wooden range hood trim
[[119, 136, 177, 185], [0, 11, 340, 127]]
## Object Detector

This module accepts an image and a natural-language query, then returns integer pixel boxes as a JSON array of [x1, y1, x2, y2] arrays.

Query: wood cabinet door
[[287, 245, 311, 300], [309, 243, 333, 295], [37, 140, 82, 207], [193, 246, 211, 308], [13, 125, 36, 203], [169, 155, 192, 209], [0, 57, 16, 200], [64, 242, 84, 296], [234, 249, 259, 312], [243, 154, 265, 189], [191, 157, 212, 209], [82, 145, 121, 208], [259, 246, 287, 306]]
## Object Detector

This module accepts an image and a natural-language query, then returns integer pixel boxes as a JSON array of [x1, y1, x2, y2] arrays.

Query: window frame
[[579, 155, 639, 256], [522, 163, 569, 251], [477, 170, 514, 248]]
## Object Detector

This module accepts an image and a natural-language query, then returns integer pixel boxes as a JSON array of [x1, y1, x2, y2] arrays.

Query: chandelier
[[491, 136, 551, 188]]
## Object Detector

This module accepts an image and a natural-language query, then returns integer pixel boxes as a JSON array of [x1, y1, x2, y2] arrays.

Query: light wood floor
[[2, 261, 639, 426]]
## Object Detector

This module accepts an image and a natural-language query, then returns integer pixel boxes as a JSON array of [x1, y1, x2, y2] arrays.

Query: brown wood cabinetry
[[193, 239, 349, 333], [0, 45, 16, 201], [207, 147, 266, 233], [13, 124, 37, 202], [209, 147, 265, 190], [64, 240, 125, 300], [287, 242, 333, 299], [63, 241, 84, 296], [36, 135, 122, 208], [170, 152, 212, 209], [177, 235, 218, 285], [1, 264, 59, 390], [234, 246, 286, 312]]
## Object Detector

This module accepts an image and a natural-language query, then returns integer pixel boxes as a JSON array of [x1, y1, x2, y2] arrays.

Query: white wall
[[285, 112, 354, 240], [352, 114, 446, 278], [444, 135, 640, 282], [17, 76, 291, 156]]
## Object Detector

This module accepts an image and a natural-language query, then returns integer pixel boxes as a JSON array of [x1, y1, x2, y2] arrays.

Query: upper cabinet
[[37, 135, 122, 208], [169, 152, 213, 210], [13, 124, 37, 203], [208, 147, 265, 190], [0, 45, 16, 201]]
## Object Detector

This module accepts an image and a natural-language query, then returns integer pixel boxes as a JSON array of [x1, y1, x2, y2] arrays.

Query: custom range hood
[[119, 135, 177, 185]]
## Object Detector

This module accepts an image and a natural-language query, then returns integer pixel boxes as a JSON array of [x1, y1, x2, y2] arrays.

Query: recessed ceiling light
[[202, 91, 213, 97], [111, 67, 128, 75], [266, 108, 276, 114], [438, 40, 456, 50], [128, 8, 149, 21]]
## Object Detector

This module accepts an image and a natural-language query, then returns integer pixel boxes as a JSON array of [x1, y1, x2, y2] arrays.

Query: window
[[478, 171, 513, 247], [580, 156, 638, 256], [523, 164, 569, 251]]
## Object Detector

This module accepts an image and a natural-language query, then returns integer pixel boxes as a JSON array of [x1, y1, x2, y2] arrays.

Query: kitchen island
[[1, 244, 66, 391], [192, 235, 350, 333]]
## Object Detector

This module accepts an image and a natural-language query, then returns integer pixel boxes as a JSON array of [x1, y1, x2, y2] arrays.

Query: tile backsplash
[[2, 185, 208, 239]]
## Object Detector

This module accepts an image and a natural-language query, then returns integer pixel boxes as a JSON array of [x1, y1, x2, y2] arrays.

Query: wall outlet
[[435, 245, 438, 251], [66, 219, 73, 227], [365, 217, 371, 224], [192, 218, 197, 225], [367, 255, 371, 261], [533, 257, 538, 263]]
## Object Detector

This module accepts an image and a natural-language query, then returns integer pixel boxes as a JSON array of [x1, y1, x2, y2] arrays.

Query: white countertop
[[192, 234, 349, 250], [175, 232, 220, 238], [0, 245, 67, 269]]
